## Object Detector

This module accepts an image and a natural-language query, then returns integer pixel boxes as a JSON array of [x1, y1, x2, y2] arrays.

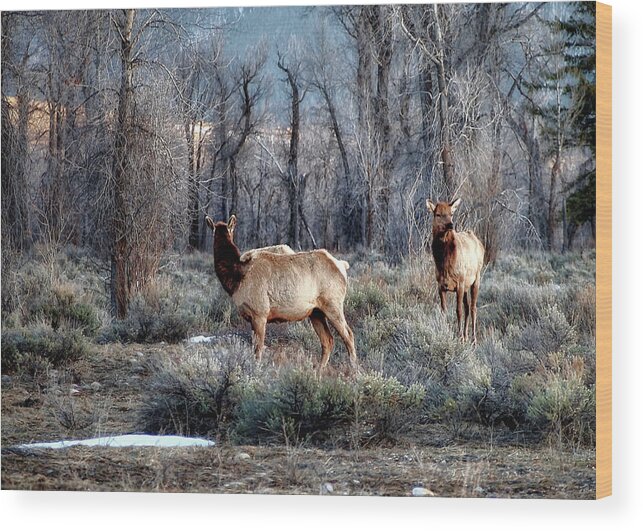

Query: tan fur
[[206, 216, 357, 372], [427, 199, 485, 343], [233, 251, 349, 324], [240, 244, 295, 262]]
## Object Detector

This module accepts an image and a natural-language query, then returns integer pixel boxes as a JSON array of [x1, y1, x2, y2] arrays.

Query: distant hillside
[[226, 5, 320, 57]]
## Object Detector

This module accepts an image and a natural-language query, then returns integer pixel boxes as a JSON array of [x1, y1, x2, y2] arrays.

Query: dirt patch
[[1, 444, 594, 498]]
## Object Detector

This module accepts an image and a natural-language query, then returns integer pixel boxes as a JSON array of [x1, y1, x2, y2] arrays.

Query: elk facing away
[[427, 198, 485, 343], [205, 216, 357, 372]]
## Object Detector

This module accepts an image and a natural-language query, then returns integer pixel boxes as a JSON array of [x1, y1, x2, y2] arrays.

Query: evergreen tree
[[561, 2, 596, 244]]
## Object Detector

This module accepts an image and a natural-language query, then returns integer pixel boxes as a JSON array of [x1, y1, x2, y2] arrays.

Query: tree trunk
[[483, 122, 502, 264], [355, 7, 372, 246], [372, 6, 393, 249], [527, 118, 546, 238], [229, 156, 238, 219], [419, 62, 434, 180], [1, 90, 30, 253], [547, 153, 561, 251], [111, 9, 135, 319], [278, 57, 302, 249], [200, 153, 218, 249], [321, 87, 353, 246], [431, 5, 456, 195], [186, 121, 200, 249]]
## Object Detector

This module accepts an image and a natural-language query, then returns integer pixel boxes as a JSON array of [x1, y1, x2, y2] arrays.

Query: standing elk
[[427, 198, 485, 343], [205, 216, 357, 372]]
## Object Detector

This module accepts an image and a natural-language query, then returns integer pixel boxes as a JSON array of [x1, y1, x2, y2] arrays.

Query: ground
[[1, 342, 595, 498]]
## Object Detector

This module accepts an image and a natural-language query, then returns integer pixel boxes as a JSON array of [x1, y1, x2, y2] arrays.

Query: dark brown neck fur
[[431, 227, 456, 273], [213, 223, 243, 296]]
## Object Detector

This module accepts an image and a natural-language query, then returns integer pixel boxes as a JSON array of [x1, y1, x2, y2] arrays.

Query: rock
[[69, 385, 80, 396], [321, 482, 334, 495], [234, 452, 251, 461], [1, 375, 12, 387], [90, 381, 102, 392], [474, 486, 485, 495], [412, 487, 435, 497]]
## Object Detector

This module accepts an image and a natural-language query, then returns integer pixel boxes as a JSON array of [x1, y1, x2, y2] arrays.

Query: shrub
[[105, 294, 196, 344], [479, 278, 558, 332], [446, 334, 527, 430], [235, 369, 425, 445], [3, 249, 106, 334], [357, 306, 467, 384], [1, 327, 89, 375], [356, 372, 426, 441], [355, 316, 400, 369], [206, 292, 238, 328], [563, 282, 596, 339], [139, 338, 254, 437], [394, 312, 468, 383], [140, 339, 427, 447], [526, 373, 596, 447], [235, 369, 357, 444], [509, 304, 577, 359], [35, 284, 100, 337], [346, 281, 389, 319]]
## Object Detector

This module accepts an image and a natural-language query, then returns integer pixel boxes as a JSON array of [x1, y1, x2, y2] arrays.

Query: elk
[[426, 198, 485, 343], [205, 216, 357, 372]]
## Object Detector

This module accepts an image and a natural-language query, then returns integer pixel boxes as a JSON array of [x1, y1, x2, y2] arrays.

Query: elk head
[[205, 215, 237, 242], [426, 198, 462, 234]]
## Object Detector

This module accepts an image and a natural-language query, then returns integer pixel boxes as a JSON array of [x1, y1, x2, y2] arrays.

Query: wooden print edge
[[595, 0, 612, 500]]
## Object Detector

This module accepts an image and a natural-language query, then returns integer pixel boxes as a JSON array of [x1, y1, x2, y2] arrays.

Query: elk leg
[[470, 277, 480, 345], [439, 289, 447, 313], [456, 286, 465, 341], [250, 317, 267, 362], [310, 310, 334, 373], [324, 308, 358, 372], [463, 292, 470, 341]]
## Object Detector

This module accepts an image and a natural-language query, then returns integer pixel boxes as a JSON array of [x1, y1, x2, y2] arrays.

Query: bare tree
[[173, 38, 220, 249], [0, 4, 596, 295], [108, 9, 183, 317], [277, 44, 307, 249], [1, 13, 33, 255], [305, 23, 355, 247]]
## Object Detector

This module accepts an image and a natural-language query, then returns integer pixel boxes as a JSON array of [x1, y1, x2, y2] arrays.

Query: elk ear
[[450, 198, 462, 212], [426, 199, 436, 213], [205, 216, 215, 231], [227, 214, 237, 237]]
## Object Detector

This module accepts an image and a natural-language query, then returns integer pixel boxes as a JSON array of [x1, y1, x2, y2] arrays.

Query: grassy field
[[1, 246, 596, 497]]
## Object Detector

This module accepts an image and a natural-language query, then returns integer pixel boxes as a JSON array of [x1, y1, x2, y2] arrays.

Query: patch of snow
[[17, 434, 215, 449], [412, 486, 435, 497], [187, 335, 216, 344]]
